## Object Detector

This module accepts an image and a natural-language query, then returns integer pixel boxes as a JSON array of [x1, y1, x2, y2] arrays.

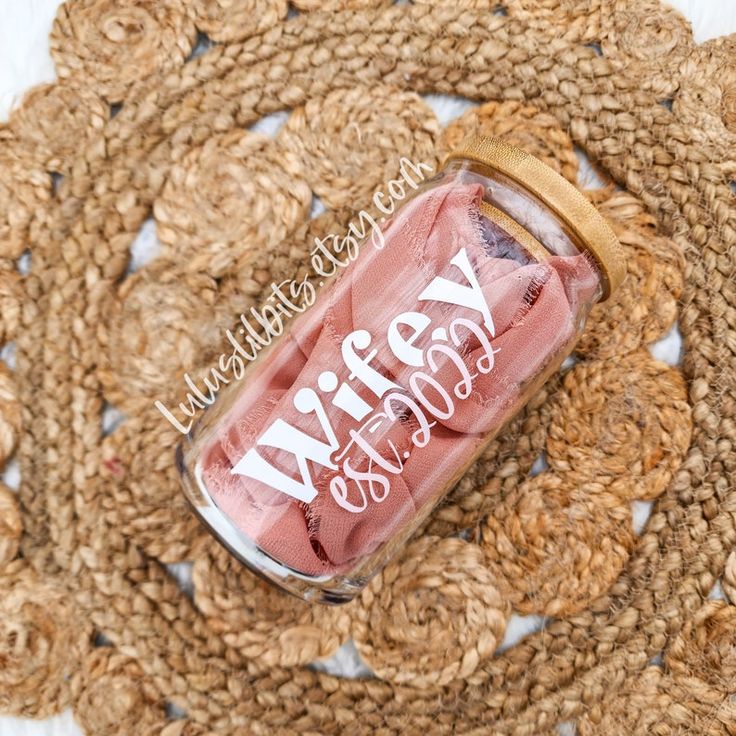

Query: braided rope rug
[[0, 0, 734, 734]]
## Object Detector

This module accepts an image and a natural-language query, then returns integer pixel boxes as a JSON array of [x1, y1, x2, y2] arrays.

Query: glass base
[[177, 442, 363, 604]]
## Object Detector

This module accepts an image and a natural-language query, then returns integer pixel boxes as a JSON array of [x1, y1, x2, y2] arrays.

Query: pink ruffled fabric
[[201, 179, 599, 577]]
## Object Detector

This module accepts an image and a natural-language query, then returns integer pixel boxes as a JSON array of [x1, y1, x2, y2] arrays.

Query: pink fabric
[[201, 179, 599, 576]]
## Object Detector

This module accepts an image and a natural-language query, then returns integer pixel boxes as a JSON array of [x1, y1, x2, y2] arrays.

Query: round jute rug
[[0, 1, 734, 734]]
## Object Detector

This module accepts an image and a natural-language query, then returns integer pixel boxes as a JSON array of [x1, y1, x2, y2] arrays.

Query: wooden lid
[[444, 136, 626, 300]]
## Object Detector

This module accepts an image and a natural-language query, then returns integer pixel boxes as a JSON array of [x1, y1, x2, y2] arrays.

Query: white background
[[0, 1, 733, 734]]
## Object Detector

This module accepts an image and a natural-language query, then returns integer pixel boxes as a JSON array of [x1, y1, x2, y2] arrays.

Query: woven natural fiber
[[353, 536, 510, 688], [481, 472, 636, 617], [98, 261, 223, 405], [438, 101, 580, 183], [154, 131, 312, 276], [279, 85, 440, 209], [0, 560, 90, 718], [50, 0, 197, 104], [8, 82, 108, 174], [602, 1, 695, 93], [193, 539, 352, 667], [99, 403, 206, 563], [290, 0, 390, 11], [0, 260, 21, 345], [74, 648, 168, 736], [0, 484, 21, 569], [577, 188, 684, 358], [546, 350, 692, 500], [1, 0, 735, 733], [186, 0, 288, 42], [0, 364, 20, 469], [577, 603, 736, 734], [725, 551, 736, 606], [675, 36, 736, 160], [0, 150, 50, 259]]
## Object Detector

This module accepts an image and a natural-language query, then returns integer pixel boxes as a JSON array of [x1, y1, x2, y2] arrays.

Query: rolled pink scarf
[[201, 179, 599, 576]]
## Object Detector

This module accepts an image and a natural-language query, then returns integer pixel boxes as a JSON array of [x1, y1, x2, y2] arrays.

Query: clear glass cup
[[178, 136, 625, 603]]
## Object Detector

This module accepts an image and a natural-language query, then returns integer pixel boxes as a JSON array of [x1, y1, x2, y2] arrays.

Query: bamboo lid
[[444, 136, 626, 300]]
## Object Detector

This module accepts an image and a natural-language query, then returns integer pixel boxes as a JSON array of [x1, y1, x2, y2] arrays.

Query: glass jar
[[177, 136, 625, 604]]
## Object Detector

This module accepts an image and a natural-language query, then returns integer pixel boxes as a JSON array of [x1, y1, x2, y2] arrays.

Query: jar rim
[[443, 136, 626, 301]]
